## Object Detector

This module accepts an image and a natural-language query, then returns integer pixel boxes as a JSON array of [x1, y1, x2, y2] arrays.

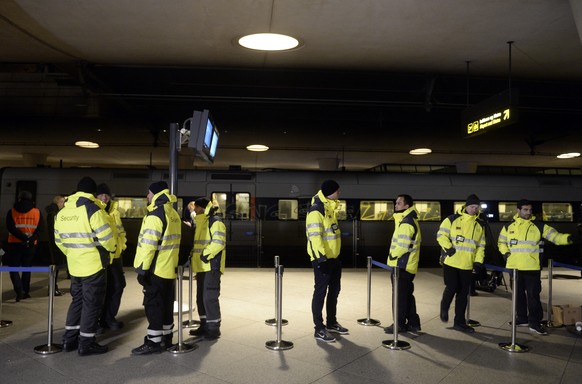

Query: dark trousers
[[63, 269, 107, 348], [6, 243, 35, 296], [441, 264, 472, 325], [311, 259, 342, 331], [100, 257, 126, 325], [392, 269, 420, 328], [139, 274, 175, 343], [196, 271, 222, 329], [516, 270, 543, 325]]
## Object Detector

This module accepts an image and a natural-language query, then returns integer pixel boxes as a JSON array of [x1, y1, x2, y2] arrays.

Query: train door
[[206, 182, 257, 267]]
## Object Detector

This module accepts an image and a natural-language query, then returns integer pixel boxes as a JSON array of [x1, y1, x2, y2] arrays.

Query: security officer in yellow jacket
[[307, 180, 348, 343], [96, 183, 127, 331], [498, 199, 573, 335], [437, 194, 486, 333], [5, 190, 41, 301], [132, 181, 181, 355], [385, 194, 422, 334], [188, 197, 226, 340], [54, 177, 117, 356]]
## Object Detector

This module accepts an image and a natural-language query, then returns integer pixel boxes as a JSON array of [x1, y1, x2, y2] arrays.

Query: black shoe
[[205, 329, 221, 340], [62, 340, 78, 352], [314, 329, 336, 343], [470, 291, 479, 296], [22, 293, 31, 300], [407, 324, 422, 333], [15, 294, 21, 302], [132, 340, 163, 355], [509, 320, 528, 327], [529, 324, 548, 335], [78, 342, 108, 356], [453, 323, 475, 333], [383, 324, 407, 334], [189, 327, 207, 337], [54, 289, 63, 297], [440, 308, 449, 323], [326, 323, 349, 335]]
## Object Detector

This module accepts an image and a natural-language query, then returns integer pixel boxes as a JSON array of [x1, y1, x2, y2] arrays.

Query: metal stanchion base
[[0, 320, 13, 328], [467, 319, 481, 327], [167, 342, 198, 354], [34, 343, 62, 355], [498, 342, 529, 353], [265, 318, 288, 326], [382, 339, 411, 350], [265, 340, 293, 350], [357, 318, 381, 326], [182, 319, 201, 328]]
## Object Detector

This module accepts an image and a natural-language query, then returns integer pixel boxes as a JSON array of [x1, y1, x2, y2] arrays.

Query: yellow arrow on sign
[[503, 109, 510, 120]]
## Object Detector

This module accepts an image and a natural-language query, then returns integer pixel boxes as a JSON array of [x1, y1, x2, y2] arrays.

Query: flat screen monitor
[[188, 109, 219, 163]]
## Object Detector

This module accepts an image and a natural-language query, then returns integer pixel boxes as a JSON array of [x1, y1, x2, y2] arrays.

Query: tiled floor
[[1, 266, 581, 384]]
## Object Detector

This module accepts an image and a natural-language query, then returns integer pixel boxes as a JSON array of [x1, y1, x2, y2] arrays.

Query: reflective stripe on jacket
[[387, 206, 421, 274], [498, 214, 571, 271], [134, 189, 181, 279], [306, 190, 341, 262], [192, 204, 226, 273], [8, 208, 40, 244], [54, 192, 117, 277], [106, 200, 127, 261], [437, 206, 485, 270]]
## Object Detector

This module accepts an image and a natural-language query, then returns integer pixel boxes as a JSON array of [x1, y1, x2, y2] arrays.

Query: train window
[[543, 202, 573, 222], [116, 197, 183, 218], [498, 202, 517, 222], [416, 201, 441, 221], [278, 200, 299, 220], [235, 193, 250, 220], [453, 201, 463, 213], [360, 201, 394, 221], [337, 200, 347, 221], [212, 193, 227, 216]]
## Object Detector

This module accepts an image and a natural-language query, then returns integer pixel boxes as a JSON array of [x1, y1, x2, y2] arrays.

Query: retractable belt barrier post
[[265, 263, 293, 351], [265, 255, 288, 327], [169, 265, 197, 354], [382, 266, 411, 350], [357, 256, 381, 326], [497, 267, 529, 353], [182, 257, 200, 329], [35, 265, 62, 354], [0, 259, 13, 328]]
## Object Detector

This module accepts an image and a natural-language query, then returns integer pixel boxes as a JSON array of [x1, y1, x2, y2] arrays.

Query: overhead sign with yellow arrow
[[461, 89, 519, 138]]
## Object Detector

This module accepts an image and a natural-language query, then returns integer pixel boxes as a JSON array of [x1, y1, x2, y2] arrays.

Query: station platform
[[1, 267, 581, 384]]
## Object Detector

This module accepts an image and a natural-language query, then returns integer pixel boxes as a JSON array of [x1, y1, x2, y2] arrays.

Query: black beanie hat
[[517, 199, 532, 209], [96, 183, 111, 196], [465, 194, 480, 206], [321, 179, 340, 197], [149, 181, 168, 195], [194, 197, 210, 209], [77, 176, 97, 194]]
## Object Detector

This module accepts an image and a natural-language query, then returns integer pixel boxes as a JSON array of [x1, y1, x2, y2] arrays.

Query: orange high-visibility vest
[[8, 208, 40, 244]]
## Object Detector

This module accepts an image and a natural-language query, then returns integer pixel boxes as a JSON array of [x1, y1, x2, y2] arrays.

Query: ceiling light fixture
[[246, 144, 269, 152], [237, 33, 300, 51], [409, 148, 432, 155], [556, 152, 580, 159], [75, 141, 99, 149]]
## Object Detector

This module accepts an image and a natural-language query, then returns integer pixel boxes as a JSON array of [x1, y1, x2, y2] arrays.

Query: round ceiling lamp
[[409, 148, 432, 155], [556, 152, 580, 159], [75, 141, 99, 149], [246, 144, 269, 152], [237, 33, 300, 51]]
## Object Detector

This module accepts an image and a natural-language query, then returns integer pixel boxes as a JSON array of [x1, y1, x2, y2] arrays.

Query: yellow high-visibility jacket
[[387, 206, 421, 274], [54, 192, 117, 277], [437, 206, 485, 270], [191, 204, 226, 273], [498, 214, 571, 271], [105, 200, 127, 261], [306, 190, 341, 263], [134, 189, 181, 279]]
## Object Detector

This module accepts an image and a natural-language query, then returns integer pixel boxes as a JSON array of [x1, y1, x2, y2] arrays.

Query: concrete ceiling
[[1, 0, 582, 172]]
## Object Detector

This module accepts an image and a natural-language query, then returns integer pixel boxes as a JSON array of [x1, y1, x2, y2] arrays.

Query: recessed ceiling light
[[75, 141, 99, 149], [556, 152, 580, 159], [246, 144, 269, 152], [238, 33, 300, 51], [409, 148, 432, 155]]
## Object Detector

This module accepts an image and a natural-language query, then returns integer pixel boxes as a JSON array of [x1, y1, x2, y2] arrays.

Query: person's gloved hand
[[445, 247, 456, 256], [138, 270, 152, 286], [473, 262, 483, 274], [503, 252, 510, 262], [200, 254, 210, 263]]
